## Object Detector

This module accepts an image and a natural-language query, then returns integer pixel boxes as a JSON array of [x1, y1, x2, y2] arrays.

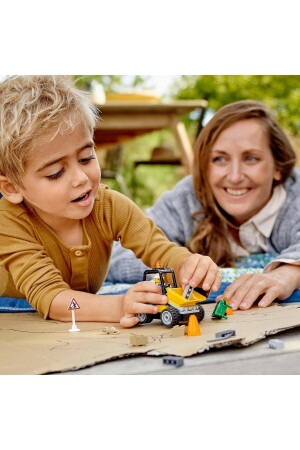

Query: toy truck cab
[[138, 268, 208, 328]]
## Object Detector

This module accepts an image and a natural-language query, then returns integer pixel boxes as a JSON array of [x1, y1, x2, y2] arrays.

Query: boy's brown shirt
[[0, 185, 190, 318]]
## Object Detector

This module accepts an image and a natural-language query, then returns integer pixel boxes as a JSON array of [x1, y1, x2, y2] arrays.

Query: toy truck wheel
[[137, 313, 153, 324], [161, 308, 181, 327], [195, 305, 205, 322]]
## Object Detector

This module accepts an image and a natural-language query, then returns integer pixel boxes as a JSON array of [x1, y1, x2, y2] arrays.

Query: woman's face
[[208, 119, 281, 225]]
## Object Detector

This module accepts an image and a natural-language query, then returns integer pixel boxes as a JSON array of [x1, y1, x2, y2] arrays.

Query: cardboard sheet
[[1, 302, 300, 374]]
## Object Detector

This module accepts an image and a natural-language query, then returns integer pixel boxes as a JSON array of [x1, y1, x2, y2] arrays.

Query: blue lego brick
[[162, 356, 184, 367]]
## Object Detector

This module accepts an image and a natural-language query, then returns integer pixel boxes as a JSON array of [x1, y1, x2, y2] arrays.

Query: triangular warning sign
[[68, 298, 80, 310]]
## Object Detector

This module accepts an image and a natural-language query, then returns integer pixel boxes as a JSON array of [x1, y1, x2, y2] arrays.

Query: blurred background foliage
[[172, 75, 300, 136], [74, 75, 300, 210], [75, 75, 148, 92]]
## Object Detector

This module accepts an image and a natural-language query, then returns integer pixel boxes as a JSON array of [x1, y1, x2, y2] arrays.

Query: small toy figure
[[103, 326, 119, 335], [68, 298, 80, 332], [211, 298, 233, 320]]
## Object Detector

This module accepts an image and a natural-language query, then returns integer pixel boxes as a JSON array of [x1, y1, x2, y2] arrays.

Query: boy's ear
[[0, 176, 24, 203]]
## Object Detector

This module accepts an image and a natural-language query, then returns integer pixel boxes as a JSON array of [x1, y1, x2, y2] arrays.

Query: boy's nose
[[71, 167, 89, 187]]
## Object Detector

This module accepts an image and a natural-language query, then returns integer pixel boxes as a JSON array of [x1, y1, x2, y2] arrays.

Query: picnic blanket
[[1, 253, 300, 312]]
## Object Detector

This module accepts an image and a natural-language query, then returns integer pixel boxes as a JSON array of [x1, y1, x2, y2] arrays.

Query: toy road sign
[[68, 298, 80, 310], [183, 284, 194, 300]]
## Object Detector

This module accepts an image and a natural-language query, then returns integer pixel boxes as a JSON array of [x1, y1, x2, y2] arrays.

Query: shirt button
[[75, 250, 82, 257]]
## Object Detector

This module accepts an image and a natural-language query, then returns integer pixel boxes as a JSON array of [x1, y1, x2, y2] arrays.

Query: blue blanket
[[2, 254, 300, 312]]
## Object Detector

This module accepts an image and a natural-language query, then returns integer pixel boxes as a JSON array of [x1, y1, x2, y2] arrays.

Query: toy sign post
[[68, 298, 80, 332], [182, 284, 194, 300]]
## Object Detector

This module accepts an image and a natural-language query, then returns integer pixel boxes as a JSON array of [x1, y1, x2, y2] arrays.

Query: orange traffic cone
[[224, 297, 234, 315], [187, 314, 201, 336]]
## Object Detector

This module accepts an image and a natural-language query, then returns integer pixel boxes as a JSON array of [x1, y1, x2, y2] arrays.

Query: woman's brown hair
[[187, 100, 296, 267]]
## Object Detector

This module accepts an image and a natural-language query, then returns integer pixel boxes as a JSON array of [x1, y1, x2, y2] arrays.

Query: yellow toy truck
[[137, 268, 208, 327]]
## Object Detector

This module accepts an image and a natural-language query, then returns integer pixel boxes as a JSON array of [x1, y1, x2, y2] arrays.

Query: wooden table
[[93, 100, 208, 172]]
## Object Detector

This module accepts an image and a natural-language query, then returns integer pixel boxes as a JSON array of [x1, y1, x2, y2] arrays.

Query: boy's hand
[[120, 281, 167, 328], [179, 254, 221, 293]]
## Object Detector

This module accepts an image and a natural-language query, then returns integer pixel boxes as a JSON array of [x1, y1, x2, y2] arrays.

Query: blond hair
[[187, 100, 296, 267], [0, 75, 98, 185]]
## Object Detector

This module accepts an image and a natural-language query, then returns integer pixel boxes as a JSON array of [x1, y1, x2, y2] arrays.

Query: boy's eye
[[79, 155, 96, 164], [46, 168, 65, 180]]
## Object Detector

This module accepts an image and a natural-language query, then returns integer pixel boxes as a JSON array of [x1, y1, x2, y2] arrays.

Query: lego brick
[[268, 339, 284, 349], [130, 335, 148, 346], [162, 356, 184, 367], [215, 329, 236, 338], [171, 325, 186, 337]]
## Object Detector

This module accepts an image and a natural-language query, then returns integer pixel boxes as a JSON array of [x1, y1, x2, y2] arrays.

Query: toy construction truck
[[137, 267, 208, 328]]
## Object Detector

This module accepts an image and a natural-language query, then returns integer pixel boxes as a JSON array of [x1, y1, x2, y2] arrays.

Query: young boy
[[0, 76, 221, 328]]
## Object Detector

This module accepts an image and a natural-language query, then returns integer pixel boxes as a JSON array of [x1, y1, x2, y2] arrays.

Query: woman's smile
[[224, 187, 251, 197]]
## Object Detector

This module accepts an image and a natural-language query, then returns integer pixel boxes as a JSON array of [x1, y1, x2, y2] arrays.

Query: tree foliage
[[74, 75, 148, 93], [172, 75, 300, 136]]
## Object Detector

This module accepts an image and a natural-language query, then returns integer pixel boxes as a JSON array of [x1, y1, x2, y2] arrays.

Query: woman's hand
[[218, 264, 300, 310], [120, 281, 167, 328], [179, 254, 222, 293]]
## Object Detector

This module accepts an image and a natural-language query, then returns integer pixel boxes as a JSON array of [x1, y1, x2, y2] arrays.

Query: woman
[[107, 100, 300, 310]]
